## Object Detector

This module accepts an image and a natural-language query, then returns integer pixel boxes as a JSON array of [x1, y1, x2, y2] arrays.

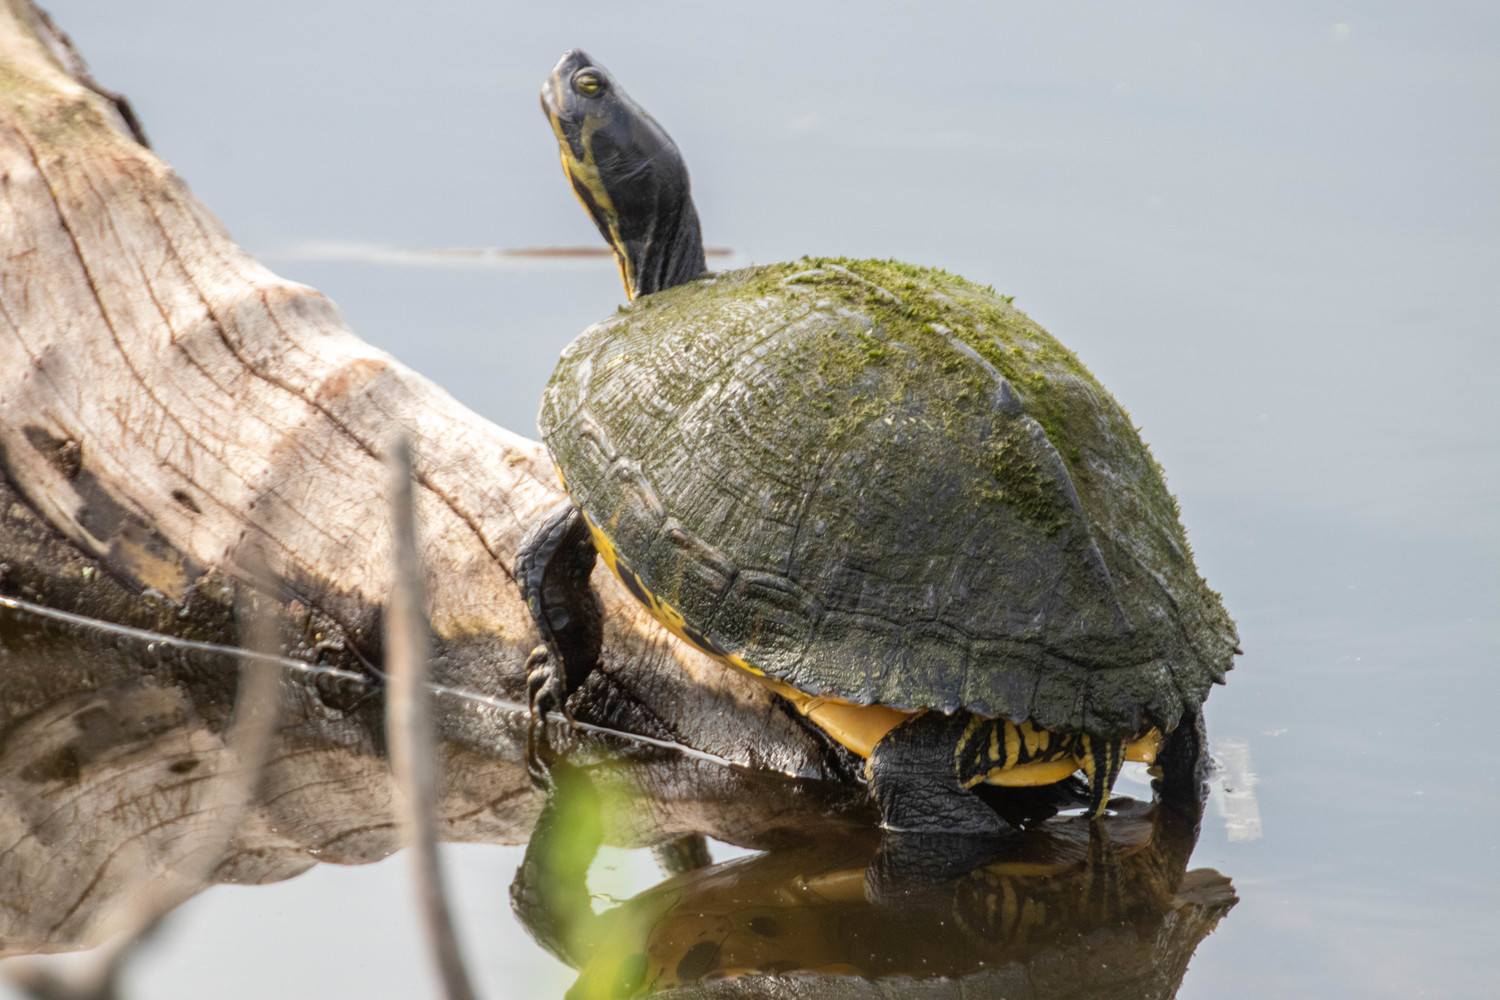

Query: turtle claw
[[526, 644, 566, 719], [524, 644, 568, 791], [515, 505, 604, 696], [525, 715, 556, 792], [516, 503, 604, 792]]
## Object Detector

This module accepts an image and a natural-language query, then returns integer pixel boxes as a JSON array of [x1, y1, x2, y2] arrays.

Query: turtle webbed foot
[[868, 712, 1005, 836]]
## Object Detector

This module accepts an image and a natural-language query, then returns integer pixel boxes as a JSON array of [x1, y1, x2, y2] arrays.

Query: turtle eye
[[572, 70, 606, 97]]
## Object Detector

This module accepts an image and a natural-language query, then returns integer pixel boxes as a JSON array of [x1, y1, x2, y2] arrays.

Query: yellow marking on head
[[988, 726, 1001, 763], [1004, 721, 1021, 765]]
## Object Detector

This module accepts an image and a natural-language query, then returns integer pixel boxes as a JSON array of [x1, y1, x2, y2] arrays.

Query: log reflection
[[0, 590, 860, 961]]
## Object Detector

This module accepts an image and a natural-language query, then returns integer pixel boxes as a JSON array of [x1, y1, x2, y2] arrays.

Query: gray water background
[[10, 2, 1499, 997]]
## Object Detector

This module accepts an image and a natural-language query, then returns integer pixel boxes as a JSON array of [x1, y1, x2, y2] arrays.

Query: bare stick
[[385, 433, 479, 1000]]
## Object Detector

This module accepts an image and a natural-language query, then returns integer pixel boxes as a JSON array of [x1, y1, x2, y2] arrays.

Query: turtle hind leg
[[1077, 735, 1129, 819], [516, 502, 603, 781], [867, 711, 1004, 835], [1153, 706, 1210, 815]]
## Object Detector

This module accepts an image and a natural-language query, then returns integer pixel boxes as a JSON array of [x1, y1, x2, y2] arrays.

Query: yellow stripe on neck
[[549, 112, 636, 297]]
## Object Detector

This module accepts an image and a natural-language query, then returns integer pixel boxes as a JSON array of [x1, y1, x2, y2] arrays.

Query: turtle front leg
[[516, 502, 604, 780], [867, 711, 1004, 835], [1077, 734, 1129, 819]]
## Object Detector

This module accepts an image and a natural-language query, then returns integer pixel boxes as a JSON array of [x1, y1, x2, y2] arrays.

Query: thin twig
[[386, 433, 479, 1000], [0, 594, 366, 682], [0, 593, 761, 774]]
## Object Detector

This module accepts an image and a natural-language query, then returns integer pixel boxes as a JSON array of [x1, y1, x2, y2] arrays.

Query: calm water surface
[[12, 1, 1499, 997]]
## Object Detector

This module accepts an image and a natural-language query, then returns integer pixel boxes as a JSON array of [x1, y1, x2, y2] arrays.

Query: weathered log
[[0, 0, 838, 771], [0, 0, 865, 956]]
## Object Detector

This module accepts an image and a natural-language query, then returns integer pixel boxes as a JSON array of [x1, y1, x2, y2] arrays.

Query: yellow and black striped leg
[[1078, 735, 1129, 819], [867, 711, 1004, 835]]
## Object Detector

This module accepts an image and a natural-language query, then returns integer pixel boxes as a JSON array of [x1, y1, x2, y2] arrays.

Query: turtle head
[[541, 50, 706, 300]]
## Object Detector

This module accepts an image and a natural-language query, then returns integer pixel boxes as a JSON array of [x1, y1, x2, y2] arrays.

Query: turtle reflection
[[512, 768, 1235, 999]]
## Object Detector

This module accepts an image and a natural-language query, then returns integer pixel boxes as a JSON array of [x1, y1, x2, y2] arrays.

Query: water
[[7, 1, 1499, 997]]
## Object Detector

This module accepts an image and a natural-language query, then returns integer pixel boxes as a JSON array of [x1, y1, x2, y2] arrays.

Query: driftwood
[[0, 0, 864, 958], [0, 0, 838, 768], [0, 0, 827, 766]]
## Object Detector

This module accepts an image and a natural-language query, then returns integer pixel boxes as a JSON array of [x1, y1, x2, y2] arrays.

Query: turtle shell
[[539, 259, 1237, 739]]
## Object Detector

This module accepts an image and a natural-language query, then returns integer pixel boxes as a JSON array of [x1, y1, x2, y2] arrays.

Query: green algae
[[604, 257, 1179, 515], [981, 429, 1070, 536], [589, 257, 1166, 539], [773, 257, 1189, 554]]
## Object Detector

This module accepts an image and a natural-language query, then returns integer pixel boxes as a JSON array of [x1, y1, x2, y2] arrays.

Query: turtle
[[520, 49, 1239, 834]]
